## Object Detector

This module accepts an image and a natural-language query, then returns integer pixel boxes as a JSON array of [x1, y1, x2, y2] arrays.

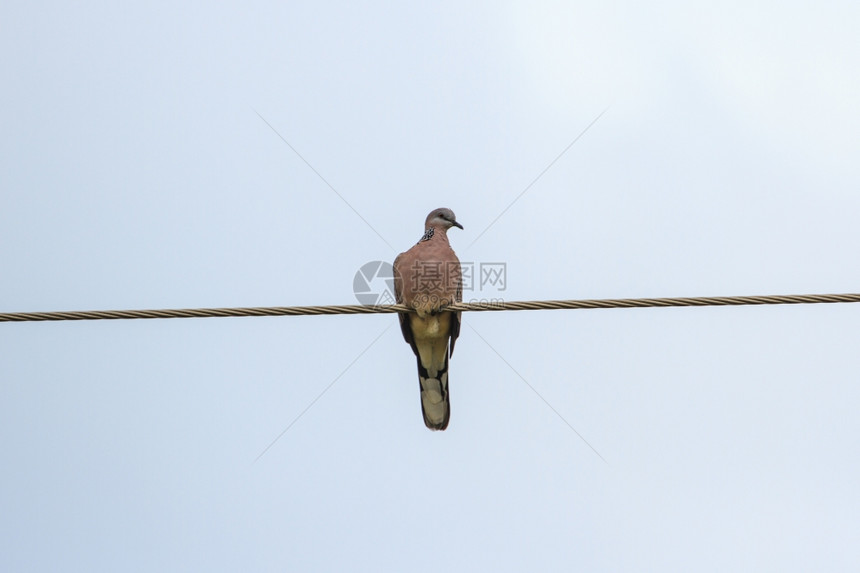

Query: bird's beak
[[452, 221, 464, 230]]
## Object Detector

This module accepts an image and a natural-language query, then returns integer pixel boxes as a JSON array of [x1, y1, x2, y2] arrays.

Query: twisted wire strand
[[1, 293, 859, 323]]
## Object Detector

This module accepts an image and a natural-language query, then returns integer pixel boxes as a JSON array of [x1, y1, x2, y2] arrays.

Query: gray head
[[424, 208, 463, 231]]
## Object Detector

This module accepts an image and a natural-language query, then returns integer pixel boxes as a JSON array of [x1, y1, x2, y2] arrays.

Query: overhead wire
[[2, 293, 859, 323]]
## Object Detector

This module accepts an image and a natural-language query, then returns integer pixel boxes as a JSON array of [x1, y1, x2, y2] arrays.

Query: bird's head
[[425, 208, 463, 231]]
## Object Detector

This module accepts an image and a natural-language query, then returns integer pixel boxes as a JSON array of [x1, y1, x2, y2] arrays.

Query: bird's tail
[[416, 347, 450, 431]]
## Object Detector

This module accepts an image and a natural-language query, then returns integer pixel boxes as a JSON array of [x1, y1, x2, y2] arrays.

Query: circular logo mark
[[353, 261, 396, 306]]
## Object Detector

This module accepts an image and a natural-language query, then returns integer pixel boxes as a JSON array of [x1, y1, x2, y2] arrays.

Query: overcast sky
[[2, 1, 859, 571]]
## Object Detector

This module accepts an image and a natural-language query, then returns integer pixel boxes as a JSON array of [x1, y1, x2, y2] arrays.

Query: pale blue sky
[[2, 1, 859, 571]]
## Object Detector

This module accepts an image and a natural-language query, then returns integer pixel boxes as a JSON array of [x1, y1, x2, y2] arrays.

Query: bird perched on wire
[[393, 208, 464, 430]]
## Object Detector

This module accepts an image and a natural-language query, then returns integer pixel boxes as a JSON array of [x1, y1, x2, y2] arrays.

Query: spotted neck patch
[[418, 227, 434, 242]]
